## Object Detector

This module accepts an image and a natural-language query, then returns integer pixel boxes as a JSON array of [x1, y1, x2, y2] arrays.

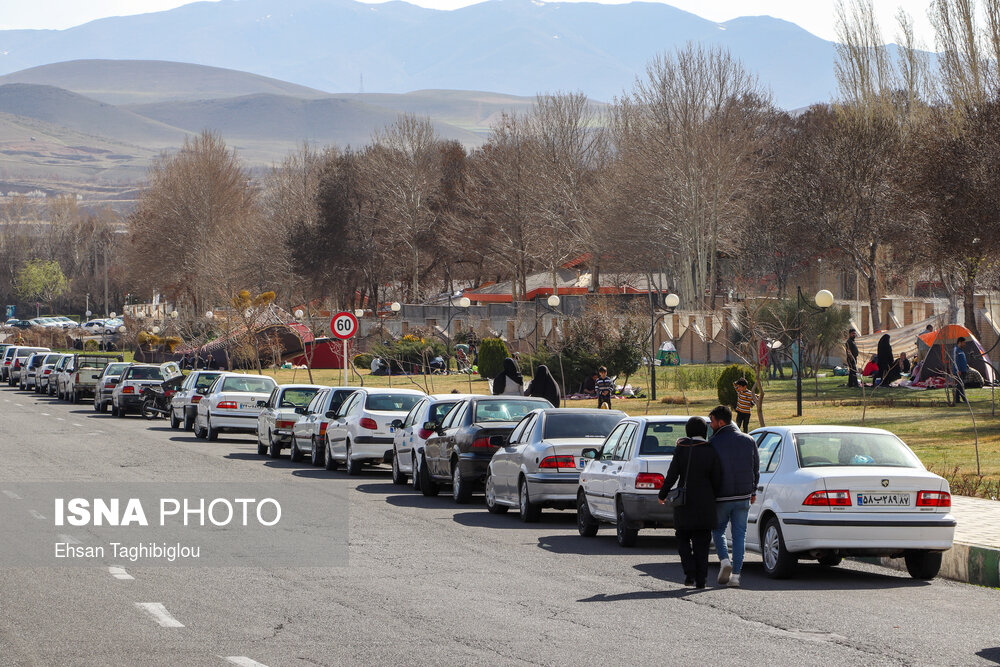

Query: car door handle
[[756, 485, 764, 492]]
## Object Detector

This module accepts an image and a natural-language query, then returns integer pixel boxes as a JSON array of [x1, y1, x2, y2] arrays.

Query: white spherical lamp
[[547, 294, 560, 308], [390, 302, 402, 312], [354, 309, 365, 318], [294, 309, 305, 319], [815, 289, 835, 309], [664, 293, 680, 309], [458, 296, 471, 308], [170, 310, 179, 319], [205, 311, 214, 320], [151, 326, 160, 334]]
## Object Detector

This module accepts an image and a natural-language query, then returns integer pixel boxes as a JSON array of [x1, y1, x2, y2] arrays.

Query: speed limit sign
[[330, 311, 359, 340]]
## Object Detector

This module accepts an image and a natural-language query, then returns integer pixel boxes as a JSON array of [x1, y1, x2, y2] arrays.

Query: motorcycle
[[140, 376, 183, 420]]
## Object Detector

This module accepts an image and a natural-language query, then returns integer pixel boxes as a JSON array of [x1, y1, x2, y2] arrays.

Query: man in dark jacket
[[708, 405, 759, 588], [659, 417, 721, 588]]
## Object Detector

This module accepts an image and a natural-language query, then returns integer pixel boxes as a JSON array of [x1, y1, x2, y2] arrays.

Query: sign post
[[330, 311, 359, 387]]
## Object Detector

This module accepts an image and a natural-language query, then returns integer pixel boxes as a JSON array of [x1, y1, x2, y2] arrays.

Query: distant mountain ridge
[[0, 0, 840, 108]]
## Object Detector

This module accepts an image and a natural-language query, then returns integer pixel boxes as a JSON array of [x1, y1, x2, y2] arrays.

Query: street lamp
[[353, 309, 364, 318], [649, 292, 679, 401], [170, 310, 179, 319], [795, 287, 834, 417], [205, 311, 214, 320], [534, 293, 562, 350], [151, 326, 160, 335], [390, 302, 401, 313]]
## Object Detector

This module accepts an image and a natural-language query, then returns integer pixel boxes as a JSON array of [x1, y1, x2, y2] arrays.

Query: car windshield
[[795, 432, 922, 468], [543, 413, 623, 439], [125, 367, 164, 380], [105, 363, 130, 376], [42, 354, 61, 364], [474, 399, 546, 423], [280, 388, 319, 408], [640, 421, 691, 455], [195, 373, 222, 389], [365, 393, 422, 412], [221, 376, 276, 393]]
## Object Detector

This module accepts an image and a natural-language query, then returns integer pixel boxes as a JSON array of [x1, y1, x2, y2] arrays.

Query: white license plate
[[578, 458, 587, 469], [238, 403, 255, 410], [857, 492, 910, 507]]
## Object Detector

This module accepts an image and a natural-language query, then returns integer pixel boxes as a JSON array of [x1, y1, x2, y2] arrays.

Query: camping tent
[[913, 324, 996, 385]]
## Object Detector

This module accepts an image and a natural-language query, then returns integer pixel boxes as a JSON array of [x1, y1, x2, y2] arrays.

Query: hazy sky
[[0, 0, 938, 45]]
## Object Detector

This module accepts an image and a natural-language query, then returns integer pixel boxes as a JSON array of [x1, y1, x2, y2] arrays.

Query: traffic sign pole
[[329, 311, 359, 387], [342, 339, 348, 387]]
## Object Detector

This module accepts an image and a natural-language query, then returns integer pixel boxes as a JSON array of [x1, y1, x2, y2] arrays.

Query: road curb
[[868, 542, 1000, 588]]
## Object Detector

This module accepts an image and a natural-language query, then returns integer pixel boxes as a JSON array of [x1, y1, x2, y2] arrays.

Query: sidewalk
[[877, 495, 1000, 587]]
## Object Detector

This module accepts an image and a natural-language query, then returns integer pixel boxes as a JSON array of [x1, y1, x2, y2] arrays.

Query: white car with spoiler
[[746, 425, 955, 580], [194, 373, 277, 441]]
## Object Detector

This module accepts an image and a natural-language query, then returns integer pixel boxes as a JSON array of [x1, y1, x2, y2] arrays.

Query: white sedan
[[746, 425, 955, 580], [326, 388, 425, 475], [390, 393, 482, 488], [193, 373, 277, 441]]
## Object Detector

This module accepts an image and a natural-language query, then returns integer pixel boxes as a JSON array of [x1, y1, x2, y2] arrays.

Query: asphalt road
[[1, 384, 998, 667]]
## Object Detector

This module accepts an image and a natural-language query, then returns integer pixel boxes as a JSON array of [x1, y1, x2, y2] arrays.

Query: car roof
[[361, 387, 425, 395], [539, 407, 627, 415], [752, 425, 895, 436], [277, 384, 323, 390], [429, 393, 483, 401], [475, 395, 550, 402]]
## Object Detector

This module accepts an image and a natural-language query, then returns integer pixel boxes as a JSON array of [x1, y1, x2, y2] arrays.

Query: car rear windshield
[[105, 363, 130, 376], [195, 373, 222, 389], [125, 367, 164, 381], [639, 422, 691, 455], [365, 393, 422, 412], [795, 433, 922, 468], [42, 354, 62, 364], [221, 377, 276, 393], [544, 413, 624, 439], [474, 399, 546, 423], [430, 401, 458, 423], [329, 389, 355, 413], [280, 388, 319, 408], [16, 349, 45, 358], [77, 357, 110, 369]]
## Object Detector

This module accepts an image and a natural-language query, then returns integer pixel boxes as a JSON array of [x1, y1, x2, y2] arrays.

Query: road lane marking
[[55, 417, 64, 421], [109, 566, 134, 580], [14, 403, 22, 407], [135, 602, 184, 628], [58, 534, 81, 544], [72, 422, 83, 427], [29, 510, 46, 520], [40, 412, 50, 416], [223, 658, 270, 667], [2, 490, 22, 500]]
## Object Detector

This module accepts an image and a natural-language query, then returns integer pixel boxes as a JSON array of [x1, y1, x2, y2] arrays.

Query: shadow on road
[[451, 510, 595, 532], [536, 533, 676, 556], [355, 482, 405, 494], [383, 493, 452, 510], [976, 648, 1000, 664]]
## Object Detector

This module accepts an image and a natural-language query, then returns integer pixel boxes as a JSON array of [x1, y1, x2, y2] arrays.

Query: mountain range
[[0, 0, 840, 109]]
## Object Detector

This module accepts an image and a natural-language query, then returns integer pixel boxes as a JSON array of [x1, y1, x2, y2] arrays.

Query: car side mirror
[[489, 435, 506, 447], [257, 400, 267, 408], [325, 411, 337, 419], [294, 406, 306, 414], [581, 448, 599, 460], [391, 419, 404, 429], [423, 421, 438, 433]]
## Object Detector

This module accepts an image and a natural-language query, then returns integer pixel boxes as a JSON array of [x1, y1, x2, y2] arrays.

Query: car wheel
[[183, 411, 194, 431], [453, 462, 473, 504], [577, 491, 599, 537], [419, 454, 439, 496], [762, 516, 797, 579], [615, 500, 638, 547], [206, 416, 218, 441], [324, 437, 339, 471], [110, 402, 119, 417], [72, 390, 80, 404], [411, 454, 421, 491], [268, 431, 281, 458], [116, 402, 126, 418], [141, 398, 154, 420], [518, 477, 541, 523], [904, 550, 943, 580], [169, 409, 180, 429], [485, 471, 508, 514], [194, 417, 207, 439], [310, 436, 324, 467], [346, 441, 362, 476], [290, 438, 303, 462], [817, 553, 842, 568], [391, 449, 407, 485]]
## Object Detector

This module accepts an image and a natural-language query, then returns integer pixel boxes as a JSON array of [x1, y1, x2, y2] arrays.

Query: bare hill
[[0, 60, 331, 105]]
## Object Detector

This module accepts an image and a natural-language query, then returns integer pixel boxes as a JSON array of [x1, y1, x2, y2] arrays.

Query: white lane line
[[40, 412, 51, 416], [58, 534, 82, 544], [223, 658, 270, 667], [29, 509, 46, 520], [135, 602, 184, 628], [72, 422, 83, 427], [2, 490, 22, 500], [3, 398, 9, 402], [55, 417, 64, 421], [108, 566, 134, 580], [14, 403, 22, 407]]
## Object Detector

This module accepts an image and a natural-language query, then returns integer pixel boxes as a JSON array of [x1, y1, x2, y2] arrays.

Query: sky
[[0, 0, 939, 45]]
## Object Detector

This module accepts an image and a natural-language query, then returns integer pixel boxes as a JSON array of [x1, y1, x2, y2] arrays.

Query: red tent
[[914, 325, 995, 385]]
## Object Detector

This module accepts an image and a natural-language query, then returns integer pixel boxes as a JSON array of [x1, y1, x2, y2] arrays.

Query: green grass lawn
[[258, 363, 1000, 486]]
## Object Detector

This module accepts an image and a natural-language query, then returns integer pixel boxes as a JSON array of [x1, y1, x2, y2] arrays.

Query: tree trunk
[[867, 273, 881, 332], [963, 277, 981, 340]]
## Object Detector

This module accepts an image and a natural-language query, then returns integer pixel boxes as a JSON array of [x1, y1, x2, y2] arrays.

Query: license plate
[[857, 492, 910, 507], [238, 403, 254, 410], [578, 458, 587, 469], [389, 427, 395, 433]]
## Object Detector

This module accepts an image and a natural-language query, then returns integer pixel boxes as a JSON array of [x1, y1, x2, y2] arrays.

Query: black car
[[421, 396, 552, 503]]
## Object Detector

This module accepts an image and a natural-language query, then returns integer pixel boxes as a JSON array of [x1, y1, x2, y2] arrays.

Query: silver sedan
[[485, 408, 627, 522]]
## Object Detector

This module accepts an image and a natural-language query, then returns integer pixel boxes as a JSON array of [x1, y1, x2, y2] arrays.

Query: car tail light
[[916, 490, 951, 507], [217, 401, 238, 409], [803, 490, 852, 506], [75, 373, 80, 383], [165, 390, 175, 398], [276, 419, 296, 430], [359, 417, 378, 430], [319, 422, 328, 436], [471, 436, 495, 449], [104, 382, 116, 389], [192, 395, 202, 403], [43, 369, 51, 375], [635, 473, 664, 489], [418, 428, 435, 439], [539, 455, 577, 469], [13, 360, 20, 368], [122, 386, 134, 394]]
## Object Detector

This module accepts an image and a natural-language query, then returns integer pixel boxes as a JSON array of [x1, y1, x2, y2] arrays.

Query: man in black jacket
[[708, 405, 759, 588]]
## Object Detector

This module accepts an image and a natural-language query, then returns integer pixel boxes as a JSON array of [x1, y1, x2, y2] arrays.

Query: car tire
[[419, 455, 439, 497], [110, 402, 118, 417], [762, 516, 797, 579], [169, 409, 180, 429], [817, 553, 842, 568], [116, 402, 126, 418], [194, 417, 207, 439], [391, 449, 407, 485], [615, 501, 638, 547], [324, 438, 339, 471], [577, 492, 599, 537], [411, 454, 421, 491], [904, 550, 943, 580], [183, 411, 194, 431], [141, 398, 154, 420], [346, 441, 362, 476], [518, 477, 541, 523], [485, 471, 508, 514], [290, 438, 303, 462], [206, 416, 218, 441], [453, 462, 473, 504], [310, 436, 324, 467], [72, 390, 80, 404]]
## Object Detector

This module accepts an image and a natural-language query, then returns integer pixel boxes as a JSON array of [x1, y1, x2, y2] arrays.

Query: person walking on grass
[[733, 378, 756, 432], [708, 405, 759, 588], [658, 417, 721, 589], [953, 337, 969, 405], [595, 366, 614, 409]]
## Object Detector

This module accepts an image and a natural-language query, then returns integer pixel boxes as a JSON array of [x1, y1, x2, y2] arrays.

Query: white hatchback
[[193, 373, 277, 441], [326, 388, 425, 475], [746, 425, 955, 580], [390, 393, 483, 488]]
